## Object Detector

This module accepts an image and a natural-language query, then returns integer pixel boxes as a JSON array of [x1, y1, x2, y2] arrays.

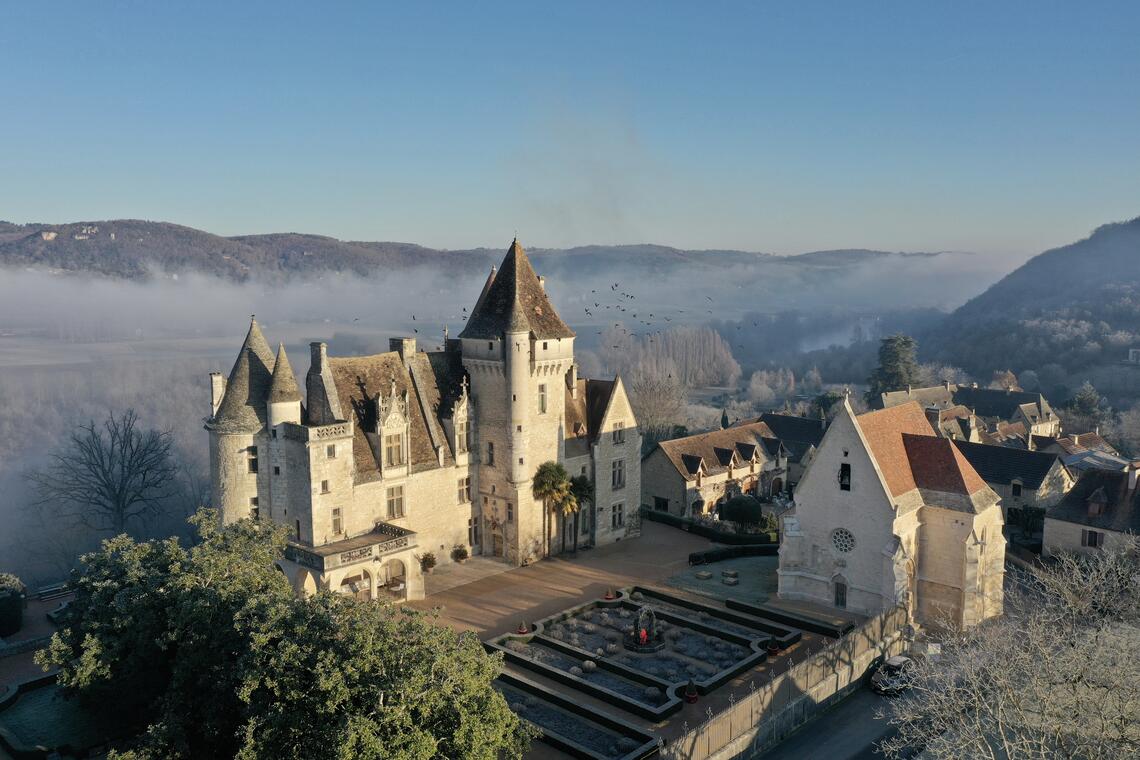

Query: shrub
[[569, 666, 583, 677], [451, 544, 469, 562], [419, 552, 436, 571], [583, 660, 597, 672], [0, 574, 23, 595], [644, 686, 662, 700], [605, 643, 619, 654]]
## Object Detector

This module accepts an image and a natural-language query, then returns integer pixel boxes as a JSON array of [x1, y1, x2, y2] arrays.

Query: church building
[[205, 240, 640, 602], [778, 397, 1005, 630]]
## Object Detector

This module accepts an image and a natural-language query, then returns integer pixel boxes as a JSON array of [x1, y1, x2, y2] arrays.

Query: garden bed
[[495, 673, 660, 760]]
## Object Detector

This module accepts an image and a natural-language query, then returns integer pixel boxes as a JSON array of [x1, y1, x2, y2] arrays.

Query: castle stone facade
[[206, 240, 640, 601]]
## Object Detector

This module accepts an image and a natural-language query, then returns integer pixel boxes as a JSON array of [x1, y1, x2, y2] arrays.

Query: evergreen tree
[[865, 334, 921, 403], [37, 511, 531, 759]]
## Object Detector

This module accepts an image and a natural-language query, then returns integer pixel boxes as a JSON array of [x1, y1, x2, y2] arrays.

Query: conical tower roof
[[459, 239, 575, 340], [268, 343, 301, 403], [208, 317, 275, 432], [242, 316, 275, 371]]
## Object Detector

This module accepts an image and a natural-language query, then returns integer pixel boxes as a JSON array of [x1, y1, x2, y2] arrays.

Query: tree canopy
[[865, 334, 921, 402], [38, 511, 531, 759], [881, 538, 1140, 759]]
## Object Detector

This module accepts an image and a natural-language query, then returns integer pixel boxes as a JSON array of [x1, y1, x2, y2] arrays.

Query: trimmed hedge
[[688, 545, 779, 565], [641, 507, 777, 545]]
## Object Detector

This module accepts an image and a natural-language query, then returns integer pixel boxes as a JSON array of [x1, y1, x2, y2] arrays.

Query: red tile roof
[[857, 402, 988, 497]]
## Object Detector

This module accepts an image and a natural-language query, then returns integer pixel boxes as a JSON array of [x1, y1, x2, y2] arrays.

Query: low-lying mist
[[0, 250, 1009, 584]]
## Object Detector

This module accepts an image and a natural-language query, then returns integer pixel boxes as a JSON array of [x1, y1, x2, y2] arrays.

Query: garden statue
[[623, 605, 665, 653]]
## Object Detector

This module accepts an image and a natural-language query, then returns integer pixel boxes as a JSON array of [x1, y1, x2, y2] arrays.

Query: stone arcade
[[206, 240, 641, 601]]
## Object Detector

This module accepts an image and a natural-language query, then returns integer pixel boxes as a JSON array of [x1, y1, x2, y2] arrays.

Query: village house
[[879, 382, 1061, 443], [205, 240, 640, 602], [750, 412, 826, 488], [779, 398, 1006, 630], [1043, 465, 1140, 556], [951, 440, 1072, 526], [641, 421, 788, 518]]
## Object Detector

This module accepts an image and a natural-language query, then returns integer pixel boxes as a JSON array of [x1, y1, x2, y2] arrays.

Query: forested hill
[[927, 216, 1140, 375], [0, 218, 967, 285]]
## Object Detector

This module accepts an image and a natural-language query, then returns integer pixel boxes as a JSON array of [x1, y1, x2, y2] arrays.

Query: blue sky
[[1, 2, 1138, 259]]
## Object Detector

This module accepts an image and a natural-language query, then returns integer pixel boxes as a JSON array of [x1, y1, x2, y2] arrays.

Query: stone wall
[[661, 605, 909, 760]]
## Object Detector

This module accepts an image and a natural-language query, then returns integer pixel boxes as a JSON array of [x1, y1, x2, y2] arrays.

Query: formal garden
[[488, 586, 820, 758]]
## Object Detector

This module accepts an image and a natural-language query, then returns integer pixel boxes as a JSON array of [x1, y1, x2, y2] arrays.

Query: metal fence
[[661, 605, 909, 760]]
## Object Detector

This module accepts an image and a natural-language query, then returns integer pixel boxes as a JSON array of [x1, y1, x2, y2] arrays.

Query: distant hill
[[0, 218, 973, 286], [927, 216, 1140, 379]]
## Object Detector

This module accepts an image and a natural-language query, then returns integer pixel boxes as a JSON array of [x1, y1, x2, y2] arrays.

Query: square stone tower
[[459, 239, 576, 565]]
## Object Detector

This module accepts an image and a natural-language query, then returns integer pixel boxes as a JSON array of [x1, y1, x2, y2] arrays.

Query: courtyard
[[412, 521, 860, 760]]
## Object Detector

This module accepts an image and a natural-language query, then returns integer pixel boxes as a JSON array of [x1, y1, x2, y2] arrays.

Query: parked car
[[871, 655, 915, 696]]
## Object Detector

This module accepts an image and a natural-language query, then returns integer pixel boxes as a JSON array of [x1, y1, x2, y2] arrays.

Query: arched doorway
[[339, 569, 372, 602], [771, 477, 784, 496], [296, 568, 318, 598], [833, 574, 848, 609], [383, 558, 407, 600]]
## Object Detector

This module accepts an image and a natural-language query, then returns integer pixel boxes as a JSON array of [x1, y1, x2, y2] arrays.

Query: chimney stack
[[310, 341, 327, 372], [390, 337, 417, 364], [567, 362, 578, 398], [209, 372, 226, 416], [538, 275, 546, 292]]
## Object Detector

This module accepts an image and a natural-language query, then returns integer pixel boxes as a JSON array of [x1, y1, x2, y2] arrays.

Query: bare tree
[[627, 354, 689, 446], [28, 409, 179, 535], [880, 538, 1140, 760]]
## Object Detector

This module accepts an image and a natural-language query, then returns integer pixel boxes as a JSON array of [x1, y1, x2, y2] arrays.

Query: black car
[[871, 655, 915, 696]]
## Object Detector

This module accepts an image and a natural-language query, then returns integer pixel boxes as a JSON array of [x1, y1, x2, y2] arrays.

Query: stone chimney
[[209, 372, 226, 416], [567, 363, 578, 398], [306, 342, 343, 425], [538, 275, 546, 291], [390, 337, 416, 364]]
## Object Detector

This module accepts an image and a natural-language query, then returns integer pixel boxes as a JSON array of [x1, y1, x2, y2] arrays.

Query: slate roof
[[458, 239, 575, 340], [952, 386, 1054, 422], [756, 413, 825, 460], [1049, 468, 1140, 533], [879, 385, 954, 411], [856, 402, 988, 499], [952, 440, 1061, 490], [564, 378, 617, 457], [656, 421, 779, 480], [208, 318, 276, 433], [327, 349, 462, 480], [268, 343, 302, 403], [1034, 431, 1119, 457]]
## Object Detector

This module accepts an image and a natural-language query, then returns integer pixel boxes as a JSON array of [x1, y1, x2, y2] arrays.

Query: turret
[[267, 343, 302, 427], [206, 316, 276, 525]]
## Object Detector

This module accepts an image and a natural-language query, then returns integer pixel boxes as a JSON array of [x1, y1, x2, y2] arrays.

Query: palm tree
[[532, 461, 573, 557], [568, 475, 593, 554]]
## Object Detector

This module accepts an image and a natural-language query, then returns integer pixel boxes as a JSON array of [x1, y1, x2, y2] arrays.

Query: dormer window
[[488, 341, 494, 352], [456, 419, 469, 453], [839, 463, 851, 491], [612, 421, 625, 445]]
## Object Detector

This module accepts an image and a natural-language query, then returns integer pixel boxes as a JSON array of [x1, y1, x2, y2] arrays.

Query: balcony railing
[[285, 522, 416, 572]]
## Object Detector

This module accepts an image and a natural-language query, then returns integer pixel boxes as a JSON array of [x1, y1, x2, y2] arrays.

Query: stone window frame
[[457, 476, 471, 504], [386, 485, 406, 519], [384, 432, 406, 468], [611, 459, 626, 489], [331, 507, 343, 535]]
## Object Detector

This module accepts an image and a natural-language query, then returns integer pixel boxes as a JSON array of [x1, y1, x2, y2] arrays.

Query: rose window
[[831, 528, 856, 553]]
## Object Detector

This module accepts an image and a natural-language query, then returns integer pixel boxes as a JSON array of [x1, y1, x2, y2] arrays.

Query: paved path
[[409, 521, 714, 637], [757, 686, 895, 760]]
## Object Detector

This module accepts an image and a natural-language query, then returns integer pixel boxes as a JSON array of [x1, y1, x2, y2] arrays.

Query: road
[[757, 686, 899, 760]]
